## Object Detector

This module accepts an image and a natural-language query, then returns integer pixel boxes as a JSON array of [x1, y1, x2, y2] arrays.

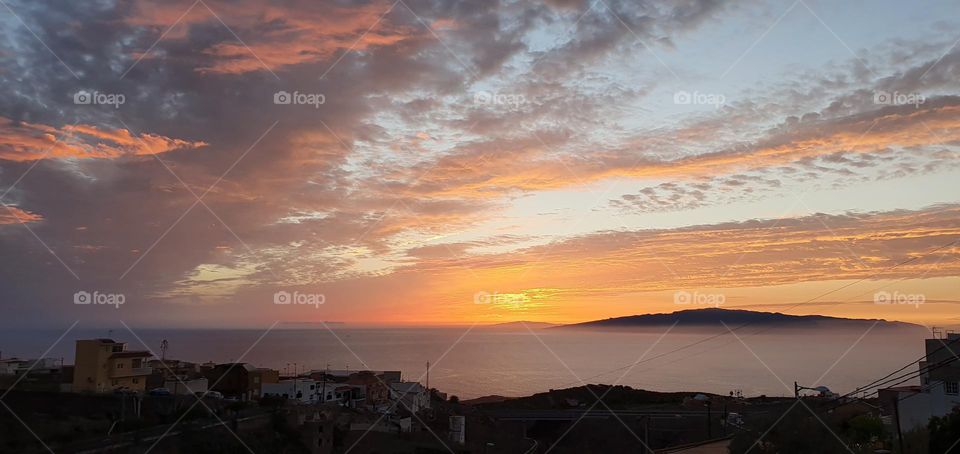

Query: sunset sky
[[0, 0, 958, 328]]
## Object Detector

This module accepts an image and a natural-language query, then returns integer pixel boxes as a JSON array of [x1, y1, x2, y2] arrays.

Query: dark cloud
[[0, 0, 955, 328]]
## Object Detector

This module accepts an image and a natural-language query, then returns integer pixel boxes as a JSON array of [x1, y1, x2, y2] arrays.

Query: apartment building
[[72, 339, 152, 393]]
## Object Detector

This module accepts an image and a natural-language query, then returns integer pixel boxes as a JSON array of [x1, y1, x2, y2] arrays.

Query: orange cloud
[[0, 206, 43, 225], [401, 100, 960, 198], [393, 205, 960, 322], [0, 118, 207, 162], [125, 0, 423, 74]]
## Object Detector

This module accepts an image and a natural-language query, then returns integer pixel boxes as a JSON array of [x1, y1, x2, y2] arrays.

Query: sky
[[0, 0, 958, 328]]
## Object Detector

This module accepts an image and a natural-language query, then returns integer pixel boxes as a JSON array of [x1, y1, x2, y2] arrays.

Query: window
[[946, 381, 959, 395], [132, 359, 142, 368], [117, 363, 124, 369], [133, 378, 139, 384]]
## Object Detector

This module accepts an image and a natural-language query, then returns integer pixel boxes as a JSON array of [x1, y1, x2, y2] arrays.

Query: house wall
[[250, 369, 279, 399], [164, 378, 209, 395], [72, 340, 110, 393], [927, 381, 960, 417], [107, 356, 150, 391], [896, 391, 933, 431], [207, 366, 250, 399], [389, 384, 428, 412], [110, 375, 146, 391]]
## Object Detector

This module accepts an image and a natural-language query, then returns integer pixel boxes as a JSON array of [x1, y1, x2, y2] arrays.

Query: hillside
[[554, 308, 923, 332]]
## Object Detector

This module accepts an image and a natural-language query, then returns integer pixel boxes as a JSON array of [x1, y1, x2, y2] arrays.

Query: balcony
[[111, 367, 153, 378]]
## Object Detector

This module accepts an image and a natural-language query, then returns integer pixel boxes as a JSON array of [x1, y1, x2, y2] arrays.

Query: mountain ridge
[[552, 308, 924, 331]]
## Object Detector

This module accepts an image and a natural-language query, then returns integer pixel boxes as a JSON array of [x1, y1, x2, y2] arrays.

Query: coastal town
[[0, 330, 958, 453]]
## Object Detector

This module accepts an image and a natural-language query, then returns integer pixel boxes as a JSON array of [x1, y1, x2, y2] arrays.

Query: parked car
[[149, 387, 172, 396]]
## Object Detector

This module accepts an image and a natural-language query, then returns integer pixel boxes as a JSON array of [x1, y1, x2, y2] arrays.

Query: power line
[[816, 345, 960, 413], [834, 336, 960, 402]]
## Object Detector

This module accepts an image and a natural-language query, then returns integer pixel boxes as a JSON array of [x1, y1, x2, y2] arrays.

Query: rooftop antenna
[[160, 339, 169, 361], [426, 361, 432, 410]]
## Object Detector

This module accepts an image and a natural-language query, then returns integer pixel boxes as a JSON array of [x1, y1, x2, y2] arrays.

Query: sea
[[0, 325, 929, 399]]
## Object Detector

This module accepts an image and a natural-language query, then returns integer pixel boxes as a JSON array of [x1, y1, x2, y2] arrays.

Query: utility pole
[[706, 401, 712, 439], [425, 361, 431, 410], [722, 402, 728, 436], [893, 396, 905, 454], [642, 416, 651, 454], [321, 364, 328, 404]]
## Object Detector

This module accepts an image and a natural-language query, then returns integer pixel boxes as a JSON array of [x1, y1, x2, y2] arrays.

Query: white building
[[324, 384, 365, 407], [881, 333, 960, 431], [389, 382, 429, 413], [263, 379, 365, 406], [11, 358, 60, 375], [449, 416, 465, 444], [919, 333, 960, 416], [263, 379, 324, 404], [0, 359, 27, 375]]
